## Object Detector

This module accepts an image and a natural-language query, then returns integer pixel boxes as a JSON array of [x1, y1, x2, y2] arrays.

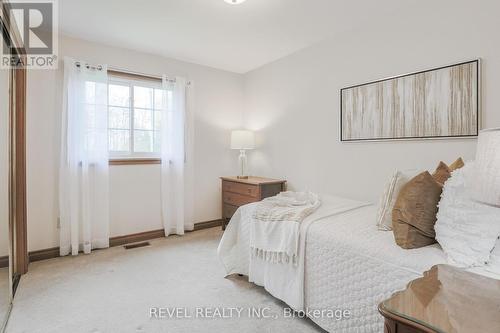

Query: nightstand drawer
[[223, 204, 239, 219], [223, 191, 257, 206], [220, 176, 286, 231], [222, 181, 259, 198]]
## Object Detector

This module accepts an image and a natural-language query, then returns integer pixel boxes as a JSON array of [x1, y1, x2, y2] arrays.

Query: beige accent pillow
[[431, 158, 465, 185], [376, 170, 418, 231], [392, 171, 442, 249], [432, 161, 452, 185], [449, 157, 465, 171]]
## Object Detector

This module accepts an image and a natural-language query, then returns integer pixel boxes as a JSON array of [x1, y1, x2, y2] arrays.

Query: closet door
[[0, 4, 28, 331], [0, 53, 11, 333], [0, 0, 28, 283]]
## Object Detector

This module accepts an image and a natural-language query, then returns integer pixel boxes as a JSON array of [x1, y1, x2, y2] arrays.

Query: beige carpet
[[6, 227, 324, 333]]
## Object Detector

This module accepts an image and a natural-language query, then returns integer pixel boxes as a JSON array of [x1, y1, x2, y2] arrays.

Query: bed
[[303, 204, 446, 332], [217, 195, 500, 333]]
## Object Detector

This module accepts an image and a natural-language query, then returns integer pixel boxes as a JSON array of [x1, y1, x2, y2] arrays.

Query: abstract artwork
[[341, 60, 479, 141]]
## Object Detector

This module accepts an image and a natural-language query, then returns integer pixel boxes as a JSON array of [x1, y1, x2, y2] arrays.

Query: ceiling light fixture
[[224, 0, 247, 4]]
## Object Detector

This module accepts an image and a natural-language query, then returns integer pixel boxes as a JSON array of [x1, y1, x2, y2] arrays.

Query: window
[[108, 75, 171, 158]]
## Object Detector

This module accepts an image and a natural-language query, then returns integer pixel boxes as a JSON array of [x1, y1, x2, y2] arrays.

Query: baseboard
[[28, 247, 60, 263], [0, 255, 8, 268], [25, 219, 223, 265], [109, 229, 165, 247], [193, 219, 223, 231]]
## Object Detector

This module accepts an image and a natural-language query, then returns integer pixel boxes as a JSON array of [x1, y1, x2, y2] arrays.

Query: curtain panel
[[160, 77, 195, 236], [59, 57, 110, 256]]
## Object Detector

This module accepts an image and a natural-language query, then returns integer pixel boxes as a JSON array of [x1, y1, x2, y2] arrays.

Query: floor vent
[[124, 242, 151, 250]]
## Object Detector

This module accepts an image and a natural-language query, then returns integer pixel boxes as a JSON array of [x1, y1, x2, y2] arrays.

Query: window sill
[[109, 158, 161, 166]]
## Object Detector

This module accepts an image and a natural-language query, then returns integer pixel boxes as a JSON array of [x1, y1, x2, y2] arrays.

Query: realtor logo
[[1, 0, 58, 69]]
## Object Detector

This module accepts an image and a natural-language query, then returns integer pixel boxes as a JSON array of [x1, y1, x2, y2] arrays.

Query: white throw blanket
[[218, 195, 371, 310], [250, 192, 320, 265]]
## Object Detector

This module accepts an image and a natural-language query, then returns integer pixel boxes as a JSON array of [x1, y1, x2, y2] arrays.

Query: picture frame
[[340, 59, 480, 142]]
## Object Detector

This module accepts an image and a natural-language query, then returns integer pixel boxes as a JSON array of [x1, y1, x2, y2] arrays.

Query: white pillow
[[376, 169, 418, 231], [435, 162, 500, 267]]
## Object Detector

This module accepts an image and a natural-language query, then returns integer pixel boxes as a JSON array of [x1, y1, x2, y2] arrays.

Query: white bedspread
[[218, 196, 500, 333], [218, 195, 369, 310], [304, 205, 447, 332]]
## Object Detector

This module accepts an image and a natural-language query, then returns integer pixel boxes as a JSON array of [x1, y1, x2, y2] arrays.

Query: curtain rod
[[108, 66, 191, 85], [73, 61, 191, 85], [75, 61, 103, 71]]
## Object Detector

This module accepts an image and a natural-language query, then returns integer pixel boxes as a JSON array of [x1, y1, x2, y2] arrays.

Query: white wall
[[27, 0, 500, 252], [243, 0, 500, 203], [27, 36, 243, 251], [0, 69, 9, 257]]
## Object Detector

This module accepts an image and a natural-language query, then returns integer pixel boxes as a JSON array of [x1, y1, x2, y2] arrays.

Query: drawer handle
[[247, 189, 252, 193]]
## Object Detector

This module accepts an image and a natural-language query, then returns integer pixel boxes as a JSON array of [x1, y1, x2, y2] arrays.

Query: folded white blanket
[[217, 195, 372, 311], [250, 191, 321, 265]]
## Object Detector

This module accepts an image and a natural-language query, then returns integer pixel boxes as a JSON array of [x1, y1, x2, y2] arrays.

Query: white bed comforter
[[218, 195, 500, 333], [305, 205, 447, 332], [218, 195, 370, 311]]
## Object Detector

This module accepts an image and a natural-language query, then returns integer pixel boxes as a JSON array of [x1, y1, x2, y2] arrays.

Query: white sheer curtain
[[160, 76, 194, 236], [59, 57, 110, 256]]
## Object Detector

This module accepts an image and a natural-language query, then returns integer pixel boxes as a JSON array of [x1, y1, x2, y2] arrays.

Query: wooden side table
[[379, 265, 500, 333], [220, 176, 286, 230]]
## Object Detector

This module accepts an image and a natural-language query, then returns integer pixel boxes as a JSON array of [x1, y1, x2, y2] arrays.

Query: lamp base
[[237, 150, 249, 180]]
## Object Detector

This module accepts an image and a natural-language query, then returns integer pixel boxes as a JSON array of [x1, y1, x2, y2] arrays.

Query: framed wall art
[[340, 60, 480, 141]]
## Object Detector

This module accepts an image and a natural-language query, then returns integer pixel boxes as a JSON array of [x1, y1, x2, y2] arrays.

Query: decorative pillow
[[435, 162, 500, 267], [432, 158, 465, 185], [449, 157, 465, 171], [432, 162, 452, 185], [392, 172, 442, 249], [376, 170, 418, 231]]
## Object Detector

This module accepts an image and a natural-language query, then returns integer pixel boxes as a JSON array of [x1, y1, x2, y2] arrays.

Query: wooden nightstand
[[220, 176, 286, 230], [379, 265, 500, 333]]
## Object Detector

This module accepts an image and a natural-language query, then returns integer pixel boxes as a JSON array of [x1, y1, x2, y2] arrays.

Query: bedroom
[[0, 0, 499, 332]]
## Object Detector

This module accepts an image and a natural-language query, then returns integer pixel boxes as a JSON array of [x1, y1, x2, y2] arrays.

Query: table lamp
[[231, 130, 255, 179], [473, 128, 500, 207]]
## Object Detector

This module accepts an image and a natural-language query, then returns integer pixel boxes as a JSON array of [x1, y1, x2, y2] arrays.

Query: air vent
[[124, 241, 150, 250]]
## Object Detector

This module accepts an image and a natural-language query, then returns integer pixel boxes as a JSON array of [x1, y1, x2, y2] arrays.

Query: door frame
[[10, 65, 27, 280], [1, 0, 28, 280]]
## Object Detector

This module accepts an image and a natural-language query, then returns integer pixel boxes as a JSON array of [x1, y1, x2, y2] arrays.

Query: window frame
[[107, 75, 166, 161]]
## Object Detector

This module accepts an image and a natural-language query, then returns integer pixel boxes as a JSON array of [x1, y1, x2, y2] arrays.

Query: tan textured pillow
[[432, 161, 451, 185], [392, 172, 442, 249], [449, 157, 465, 171]]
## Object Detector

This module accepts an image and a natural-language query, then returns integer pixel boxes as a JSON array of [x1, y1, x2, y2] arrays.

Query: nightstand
[[379, 264, 500, 333], [220, 176, 286, 230]]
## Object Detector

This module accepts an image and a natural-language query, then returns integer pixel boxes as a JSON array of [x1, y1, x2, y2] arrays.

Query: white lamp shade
[[231, 130, 255, 150], [474, 128, 500, 206]]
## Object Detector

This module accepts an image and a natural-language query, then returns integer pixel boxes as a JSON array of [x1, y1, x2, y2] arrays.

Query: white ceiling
[[60, 0, 415, 73]]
